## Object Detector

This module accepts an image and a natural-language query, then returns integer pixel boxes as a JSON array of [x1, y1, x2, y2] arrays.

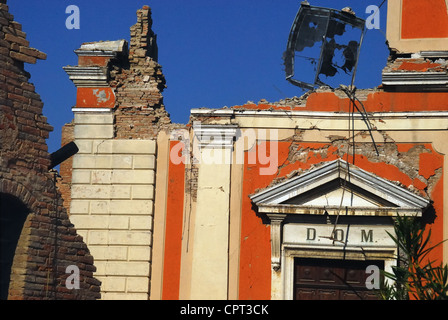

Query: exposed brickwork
[[129, 5, 158, 63], [62, 6, 175, 142], [0, 1, 100, 299], [185, 165, 199, 202], [110, 6, 171, 139], [58, 121, 75, 216]]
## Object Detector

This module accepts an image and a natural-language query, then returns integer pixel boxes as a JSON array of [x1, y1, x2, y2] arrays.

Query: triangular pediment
[[250, 159, 430, 217], [282, 180, 396, 208]]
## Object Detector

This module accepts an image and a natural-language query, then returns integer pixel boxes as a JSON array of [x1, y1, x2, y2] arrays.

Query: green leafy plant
[[379, 215, 448, 300]]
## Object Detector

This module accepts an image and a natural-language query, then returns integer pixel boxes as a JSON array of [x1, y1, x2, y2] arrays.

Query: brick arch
[[0, 172, 59, 300], [0, 192, 32, 300], [0, 175, 102, 300], [0, 178, 42, 298], [0, 193, 30, 299], [0, 178, 40, 214]]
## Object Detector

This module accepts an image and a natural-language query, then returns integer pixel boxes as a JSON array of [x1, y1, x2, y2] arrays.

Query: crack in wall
[[283, 133, 442, 198]]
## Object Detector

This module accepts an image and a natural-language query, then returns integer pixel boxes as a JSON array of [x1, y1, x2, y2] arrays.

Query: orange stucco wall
[[78, 55, 111, 67], [232, 91, 448, 113], [161, 89, 445, 299], [162, 141, 185, 300], [238, 141, 444, 299], [401, 0, 448, 39], [160, 138, 444, 299], [76, 87, 115, 109]]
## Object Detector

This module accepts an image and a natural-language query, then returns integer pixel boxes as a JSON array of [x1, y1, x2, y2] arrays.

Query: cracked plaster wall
[[237, 133, 444, 299]]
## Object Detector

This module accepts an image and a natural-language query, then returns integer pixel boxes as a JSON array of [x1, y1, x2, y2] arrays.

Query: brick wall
[[111, 6, 171, 140], [0, 1, 100, 299], [58, 121, 74, 215]]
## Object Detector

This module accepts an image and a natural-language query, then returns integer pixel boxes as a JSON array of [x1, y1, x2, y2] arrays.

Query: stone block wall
[[68, 112, 156, 299], [60, 6, 170, 299]]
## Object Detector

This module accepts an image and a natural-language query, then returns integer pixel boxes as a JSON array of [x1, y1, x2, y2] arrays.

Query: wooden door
[[294, 258, 383, 300]]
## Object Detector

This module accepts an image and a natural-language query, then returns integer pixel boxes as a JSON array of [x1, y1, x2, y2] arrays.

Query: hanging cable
[[323, 0, 386, 248], [378, 0, 387, 10], [340, 86, 380, 156]]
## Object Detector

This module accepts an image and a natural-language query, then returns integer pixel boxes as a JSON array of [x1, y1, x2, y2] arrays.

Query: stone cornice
[[63, 66, 109, 87], [193, 124, 238, 149]]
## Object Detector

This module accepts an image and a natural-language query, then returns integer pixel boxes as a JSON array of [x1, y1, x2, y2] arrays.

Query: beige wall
[[70, 111, 156, 300], [189, 148, 232, 299]]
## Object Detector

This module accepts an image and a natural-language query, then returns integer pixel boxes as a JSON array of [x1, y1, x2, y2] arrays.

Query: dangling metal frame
[[284, 2, 366, 90]]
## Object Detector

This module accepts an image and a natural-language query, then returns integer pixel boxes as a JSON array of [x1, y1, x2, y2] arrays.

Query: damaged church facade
[[60, 1, 448, 300], [2, 0, 448, 300]]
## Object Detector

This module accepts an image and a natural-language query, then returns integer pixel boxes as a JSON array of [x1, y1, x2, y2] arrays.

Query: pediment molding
[[250, 159, 430, 271], [250, 159, 430, 216]]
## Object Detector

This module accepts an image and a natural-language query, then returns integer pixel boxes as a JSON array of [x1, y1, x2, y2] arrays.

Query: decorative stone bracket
[[63, 40, 127, 88], [266, 213, 287, 271], [193, 123, 239, 149]]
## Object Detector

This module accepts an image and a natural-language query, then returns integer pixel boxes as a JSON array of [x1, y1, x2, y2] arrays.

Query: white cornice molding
[[382, 71, 448, 88], [71, 108, 113, 113], [73, 40, 127, 60], [63, 66, 109, 87], [250, 159, 430, 210], [193, 124, 239, 149], [191, 108, 448, 119], [74, 50, 118, 58], [257, 204, 423, 217]]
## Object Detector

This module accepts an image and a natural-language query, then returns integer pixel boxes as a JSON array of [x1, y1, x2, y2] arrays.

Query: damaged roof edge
[[75, 40, 128, 55]]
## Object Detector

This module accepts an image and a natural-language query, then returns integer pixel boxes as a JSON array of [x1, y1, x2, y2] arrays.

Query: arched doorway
[[0, 193, 30, 300]]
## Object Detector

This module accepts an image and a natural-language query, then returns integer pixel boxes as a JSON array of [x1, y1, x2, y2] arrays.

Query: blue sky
[[7, 0, 389, 154]]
